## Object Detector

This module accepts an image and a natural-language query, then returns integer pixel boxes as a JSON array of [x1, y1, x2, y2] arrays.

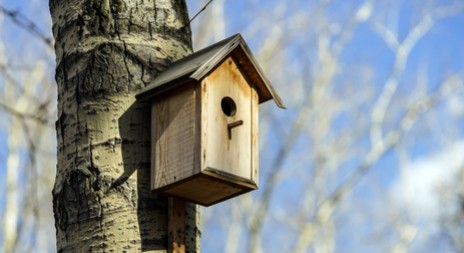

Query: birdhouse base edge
[[154, 167, 258, 206]]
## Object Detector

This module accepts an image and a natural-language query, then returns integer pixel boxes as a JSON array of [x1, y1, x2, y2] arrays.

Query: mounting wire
[[189, 0, 214, 23]]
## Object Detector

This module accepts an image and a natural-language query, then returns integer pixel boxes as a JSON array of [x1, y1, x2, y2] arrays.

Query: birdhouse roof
[[136, 34, 285, 109]]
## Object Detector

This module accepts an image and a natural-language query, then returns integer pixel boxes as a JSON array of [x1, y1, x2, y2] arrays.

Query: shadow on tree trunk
[[118, 100, 168, 251]]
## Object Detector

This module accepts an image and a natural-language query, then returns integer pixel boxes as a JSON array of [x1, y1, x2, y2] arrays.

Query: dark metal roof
[[136, 34, 285, 109]]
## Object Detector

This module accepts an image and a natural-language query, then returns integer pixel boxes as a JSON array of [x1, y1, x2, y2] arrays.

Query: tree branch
[[0, 5, 53, 49], [370, 3, 463, 145], [0, 101, 52, 126]]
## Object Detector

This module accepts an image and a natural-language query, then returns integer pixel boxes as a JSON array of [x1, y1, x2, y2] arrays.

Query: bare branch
[[3, 118, 21, 253], [0, 5, 53, 49], [0, 101, 52, 126], [372, 22, 399, 50], [370, 3, 463, 145], [332, 0, 375, 56]]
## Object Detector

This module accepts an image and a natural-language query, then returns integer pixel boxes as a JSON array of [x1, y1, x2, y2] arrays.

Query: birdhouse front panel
[[201, 57, 259, 185]]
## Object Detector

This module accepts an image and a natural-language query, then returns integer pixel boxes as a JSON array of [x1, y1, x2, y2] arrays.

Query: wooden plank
[[194, 83, 202, 178], [161, 171, 257, 206], [165, 176, 243, 206], [168, 197, 185, 253], [152, 83, 198, 190], [201, 56, 253, 181], [251, 86, 259, 186]]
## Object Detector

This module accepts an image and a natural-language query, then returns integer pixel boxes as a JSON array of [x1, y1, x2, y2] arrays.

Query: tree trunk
[[50, 0, 200, 251]]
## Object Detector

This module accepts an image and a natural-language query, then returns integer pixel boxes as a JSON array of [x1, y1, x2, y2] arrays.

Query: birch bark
[[50, 0, 199, 251]]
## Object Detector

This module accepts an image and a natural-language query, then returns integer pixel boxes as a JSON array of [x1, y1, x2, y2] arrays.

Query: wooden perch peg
[[227, 120, 244, 139]]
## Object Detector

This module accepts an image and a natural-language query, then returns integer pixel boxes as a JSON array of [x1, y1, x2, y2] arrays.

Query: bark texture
[[50, 0, 200, 251]]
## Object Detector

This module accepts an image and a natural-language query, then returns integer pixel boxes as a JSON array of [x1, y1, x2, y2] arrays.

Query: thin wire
[[189, 0, 214, 23]]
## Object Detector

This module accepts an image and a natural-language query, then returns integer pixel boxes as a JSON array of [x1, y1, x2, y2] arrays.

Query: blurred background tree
[[0, 1, 55, 252], [0, 0, 463, 252]]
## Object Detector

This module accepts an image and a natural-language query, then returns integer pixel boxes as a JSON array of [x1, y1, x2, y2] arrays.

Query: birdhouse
[[136, 34, 285, 206]]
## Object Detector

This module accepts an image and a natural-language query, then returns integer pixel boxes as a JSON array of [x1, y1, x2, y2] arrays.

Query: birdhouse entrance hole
[[221, 96, 237, 117]]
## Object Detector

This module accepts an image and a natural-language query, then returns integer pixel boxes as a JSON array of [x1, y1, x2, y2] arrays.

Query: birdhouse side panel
[[251, 87, 259, 187], [201, 56, 255, 183], [151, 83, 200, 190]]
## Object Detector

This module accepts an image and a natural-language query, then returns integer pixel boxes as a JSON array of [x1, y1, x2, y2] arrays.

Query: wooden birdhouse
[[136, 34, 285, 206]]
